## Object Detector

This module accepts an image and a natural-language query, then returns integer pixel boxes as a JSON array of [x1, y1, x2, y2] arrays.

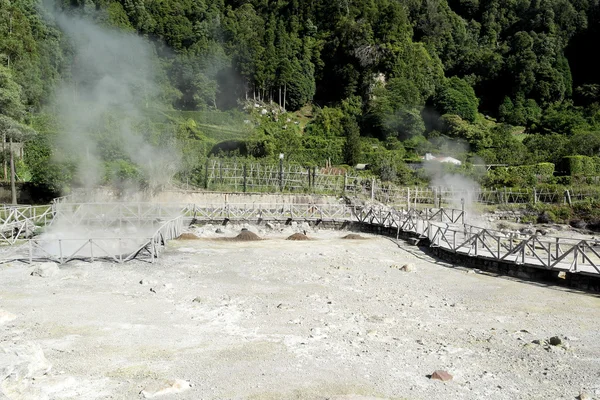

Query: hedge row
[[486, 163, 555, 187], [560, 156, 600, 176]]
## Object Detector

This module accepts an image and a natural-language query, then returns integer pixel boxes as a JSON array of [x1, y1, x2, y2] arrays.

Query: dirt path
[[1, 226, 599, 399]]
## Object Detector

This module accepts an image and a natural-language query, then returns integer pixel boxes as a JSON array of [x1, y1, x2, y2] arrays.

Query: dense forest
[[2, 0, 600, 196]]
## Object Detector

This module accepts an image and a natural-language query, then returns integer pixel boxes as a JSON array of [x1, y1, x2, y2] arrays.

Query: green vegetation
[[3, 0, 600, 199]]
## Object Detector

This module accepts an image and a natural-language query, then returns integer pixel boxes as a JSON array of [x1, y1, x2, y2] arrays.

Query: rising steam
[[49, 6, 180, 196]]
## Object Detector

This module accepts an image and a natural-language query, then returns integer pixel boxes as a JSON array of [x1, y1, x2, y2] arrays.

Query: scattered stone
[[140, 379, 191, 398], [430, 370, 453, 381], [265, 222, 275, 230], [241, 227, 248, 232], [537, 212, 553, 224], [399, 263, 415, 272], [570, 220, 587, 229], [558, 271, 567, 279], [549, 336, 562, 346], [520, 227, 536, 235], [578, 391, 592, 400], [0, 341, 52, 397], [139, 279, 150, 285], [150, 283, 172, 294], [215, 228, 224, 234], [0, 309, 17, 325], [30, 262, 60, 278], [192, 297, 203, 303]]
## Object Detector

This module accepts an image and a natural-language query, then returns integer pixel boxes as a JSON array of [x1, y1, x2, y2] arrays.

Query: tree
[[342, 115, 360, 166], [434, 77, 479, 122], [0, 64, 32, 203]]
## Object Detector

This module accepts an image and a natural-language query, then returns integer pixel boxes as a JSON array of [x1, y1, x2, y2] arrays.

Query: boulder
[[30, 262, 60, 278], [549, 336, 562, 346], [399, 263, 415, 272], [140, 379, 191, 398], [0, 341, 52, 398], [430, 370, 453, 381], [0, 309, 17, 325]]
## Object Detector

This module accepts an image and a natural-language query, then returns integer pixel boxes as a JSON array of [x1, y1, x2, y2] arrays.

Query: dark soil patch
[[341, 233, 367, 240], [231, 230, 262, 241], [176, 233, 200, 240], [287, 233, 310, 240]]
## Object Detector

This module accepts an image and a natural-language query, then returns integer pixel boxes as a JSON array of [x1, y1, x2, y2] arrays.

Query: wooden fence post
[[243, 164, 247, 193], [204, 158, 209, 190], [371, 177, 375, 200]]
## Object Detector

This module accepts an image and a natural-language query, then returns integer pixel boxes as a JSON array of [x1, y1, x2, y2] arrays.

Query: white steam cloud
[[50, 7, 180, 195]]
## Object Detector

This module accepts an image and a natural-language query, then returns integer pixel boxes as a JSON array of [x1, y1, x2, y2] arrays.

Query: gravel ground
[[1, 223, 600, 400]]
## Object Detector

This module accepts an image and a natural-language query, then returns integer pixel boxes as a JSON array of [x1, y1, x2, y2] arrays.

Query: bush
[[560, 155, 598, 177], [486, 163, 554, 187]]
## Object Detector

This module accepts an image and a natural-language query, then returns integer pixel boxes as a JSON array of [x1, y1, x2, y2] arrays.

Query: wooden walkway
[[1, 201, 599, 277]]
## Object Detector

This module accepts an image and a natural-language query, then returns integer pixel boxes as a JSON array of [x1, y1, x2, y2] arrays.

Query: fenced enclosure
[[191, 158, 600, 208], [1, 197, 599, 278], [203, 159, 364, 195]]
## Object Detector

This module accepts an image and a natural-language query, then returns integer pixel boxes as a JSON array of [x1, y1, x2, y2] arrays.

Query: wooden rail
[[1, 201, 599, 277]]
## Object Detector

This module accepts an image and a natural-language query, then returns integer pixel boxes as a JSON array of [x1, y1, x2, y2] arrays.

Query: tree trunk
[[10, 137, 16, 205], [283, 83, 287, 112], [3, 133, 6, 181], [279, 86, 282, 108]]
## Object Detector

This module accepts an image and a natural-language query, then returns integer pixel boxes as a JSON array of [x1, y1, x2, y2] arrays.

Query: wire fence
[[197, 159, 600, 207]]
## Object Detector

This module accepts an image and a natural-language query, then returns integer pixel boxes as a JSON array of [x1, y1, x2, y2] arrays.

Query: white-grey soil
[[1, 224, 599, 399]]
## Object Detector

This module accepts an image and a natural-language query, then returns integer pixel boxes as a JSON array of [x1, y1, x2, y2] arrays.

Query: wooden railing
[[1, 201, 598, 276]]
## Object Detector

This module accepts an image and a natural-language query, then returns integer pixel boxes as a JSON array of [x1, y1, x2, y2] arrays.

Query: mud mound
[[286, 233, 310, 241], [176, 233, 200, 240], [341, 233, 367, 240], [232, 230, 262, 241]]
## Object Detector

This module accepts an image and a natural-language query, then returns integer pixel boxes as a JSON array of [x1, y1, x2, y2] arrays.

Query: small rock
[[520, 227, 536, 235], [578, 391, 592, 400], [139, 279, 150, 285], [30, 262, 60, 278], [215, 228, 224, 234], [265, 222, 275, 230], [140, 379, 191, 398], [400, 263, 415, 272], [558, 271, 567, 279], [430, 370, 453, 381], [192, 297, 203, 303], [0, 341, 52, 396], [0, 309, 17, 325], [549, 336, 562, 346]]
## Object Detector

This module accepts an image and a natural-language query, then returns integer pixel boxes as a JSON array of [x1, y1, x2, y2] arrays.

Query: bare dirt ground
[[1, 223, 600, 400]]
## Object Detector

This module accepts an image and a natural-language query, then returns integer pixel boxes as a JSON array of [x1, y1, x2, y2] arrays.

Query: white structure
[[423, 153, 462, 165]]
